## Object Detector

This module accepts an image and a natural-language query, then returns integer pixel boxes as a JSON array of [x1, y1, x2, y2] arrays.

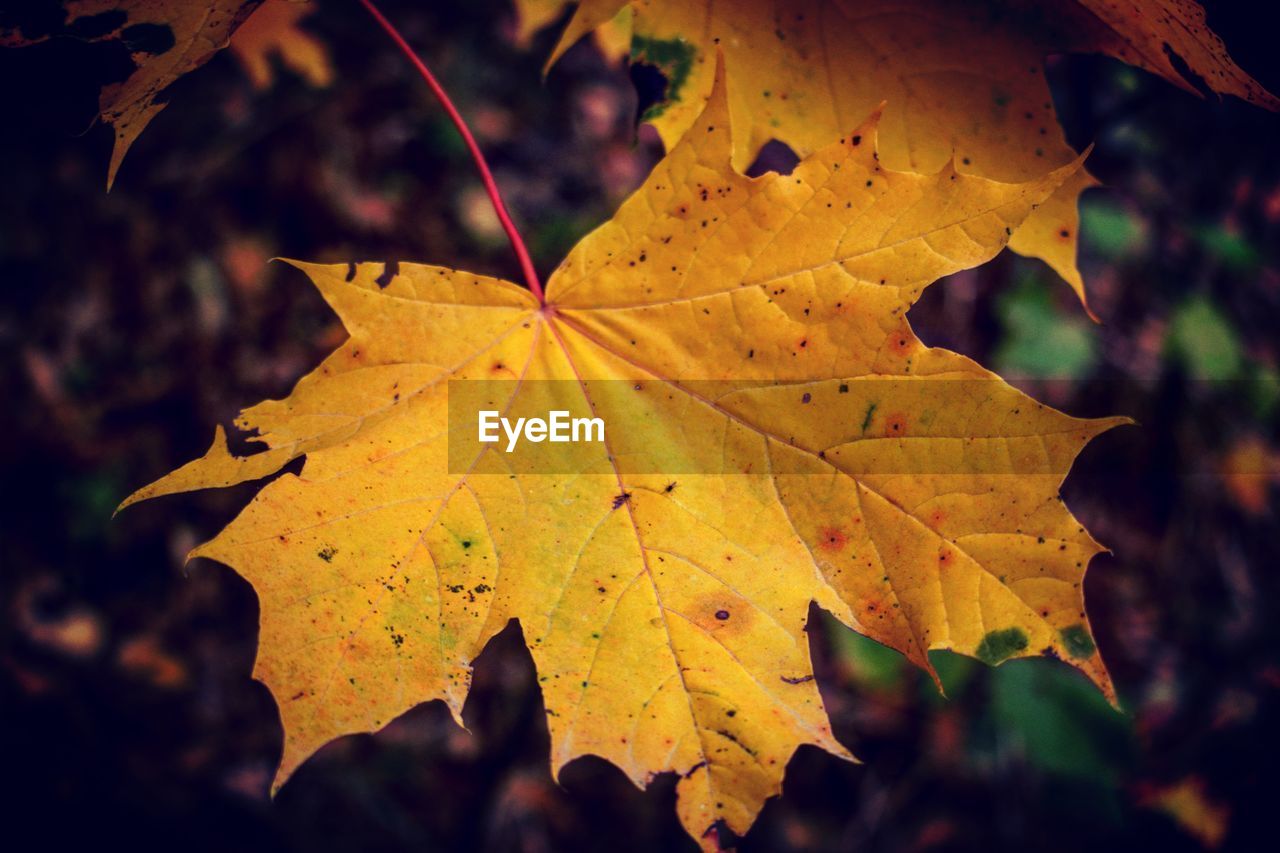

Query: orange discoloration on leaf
[[882, 413, 908, 437], [818, 526, 848, 552]]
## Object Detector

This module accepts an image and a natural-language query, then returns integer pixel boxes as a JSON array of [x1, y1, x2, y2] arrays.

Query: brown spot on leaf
[[689, 592, 753, 636], [818, 526, 847, 552], [883, 413, 907, 437]]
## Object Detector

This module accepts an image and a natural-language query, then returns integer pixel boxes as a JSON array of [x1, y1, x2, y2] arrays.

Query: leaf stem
[[356, 0, 545, 302]]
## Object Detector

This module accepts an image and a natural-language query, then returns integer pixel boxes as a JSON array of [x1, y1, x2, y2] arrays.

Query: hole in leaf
[[630, 61, 669, 124], [1162, 41, 1213, 99], [745, 140, 800, 177]]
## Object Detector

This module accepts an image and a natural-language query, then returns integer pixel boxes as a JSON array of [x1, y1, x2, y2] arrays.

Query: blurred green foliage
[[995, 270, 1098, 378], [1167, 296, 1244, 380]]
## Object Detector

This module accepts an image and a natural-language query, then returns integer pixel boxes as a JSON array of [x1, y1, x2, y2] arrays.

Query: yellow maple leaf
[[230, 0, 332, 90], [542, 0, 1278, 314], [1, 0, 263, 188], [122, 67, 1125, 847]]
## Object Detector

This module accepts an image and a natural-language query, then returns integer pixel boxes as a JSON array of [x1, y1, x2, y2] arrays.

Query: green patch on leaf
[[631, 35, 696, 121], [1060, 623, 1096, 659], [860, 401, 877, 433], [975, 627, 1029, 666]]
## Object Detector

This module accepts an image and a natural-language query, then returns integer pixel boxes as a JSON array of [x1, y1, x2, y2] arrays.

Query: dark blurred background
[[2, 0, 1279, 850]]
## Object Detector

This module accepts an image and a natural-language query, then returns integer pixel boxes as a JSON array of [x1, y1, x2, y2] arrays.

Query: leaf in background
[[1081, 198, 1148, 261], [229, 0, 331, 91], [991, 659, 1131, 783], [1138, 777, 1231, 849], [831, 627, 905, 692], [996, 271, 1098, 379], [1, 0, 264, 188], [541, 0, 1278, 311], [513, 0, 632, 64], [513, 0, 575, 47], [1218, 436, 1278, 516], [1067, 0, 1280, 110], [1166, 296, 1244, 381], [123, 69, 1124, 848], [1191, 222, 1262, 273]]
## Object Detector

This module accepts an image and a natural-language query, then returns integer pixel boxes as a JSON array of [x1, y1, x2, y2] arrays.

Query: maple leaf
[[539, 0, 1279, 313], [1, 0, 264, 188], [230, 0, 332, 91], [122, 68, 1126, 847]]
